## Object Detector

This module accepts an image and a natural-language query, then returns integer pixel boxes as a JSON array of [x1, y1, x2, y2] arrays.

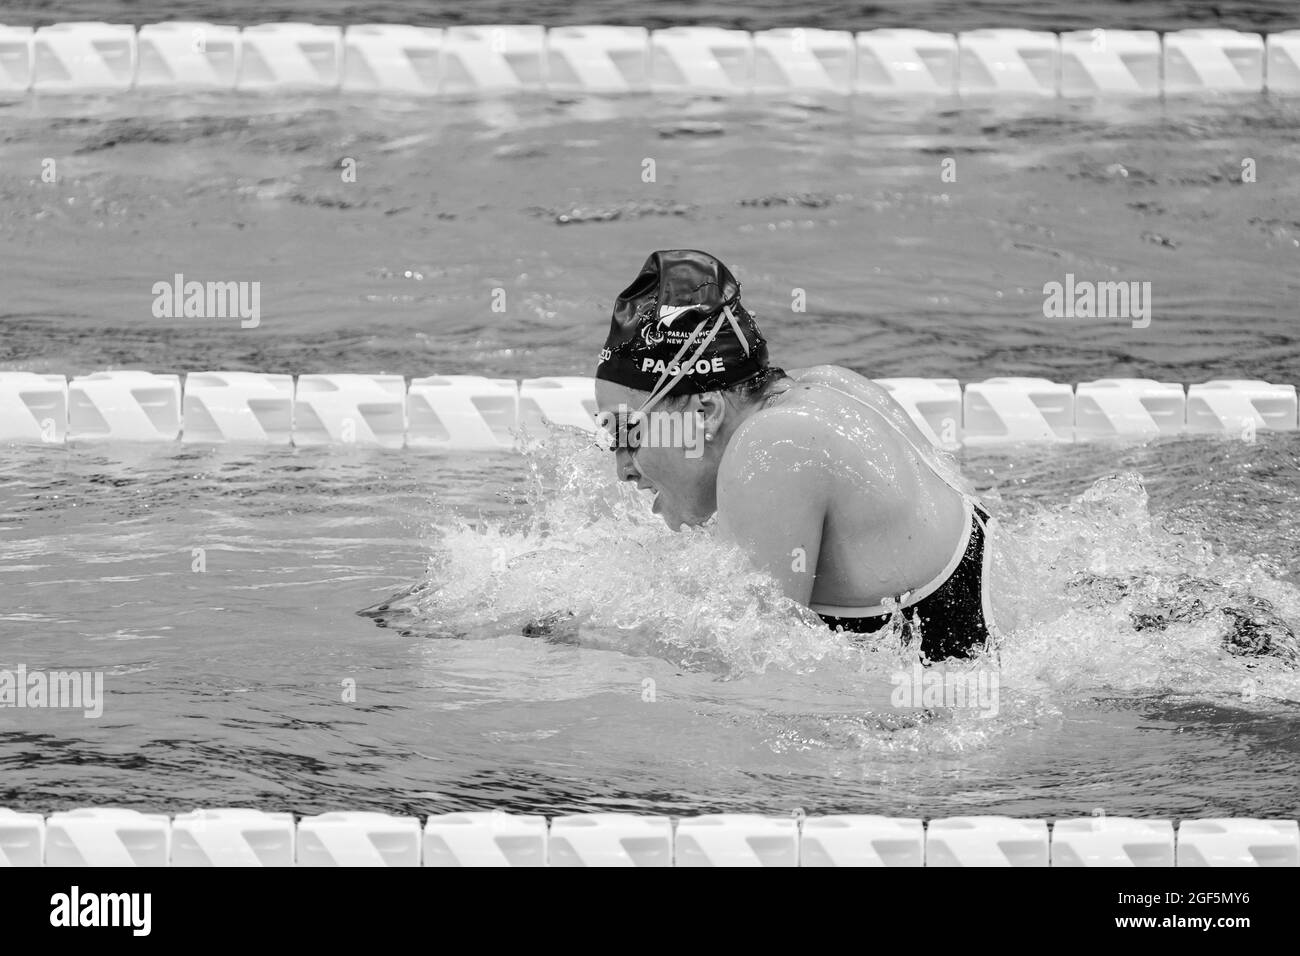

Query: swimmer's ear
[[695, 392, 727, 433]]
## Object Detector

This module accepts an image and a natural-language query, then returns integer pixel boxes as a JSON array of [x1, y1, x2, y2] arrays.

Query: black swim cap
[[595, 249, 769, 398]]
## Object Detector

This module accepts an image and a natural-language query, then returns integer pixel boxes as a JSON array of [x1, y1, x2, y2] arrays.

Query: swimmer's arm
[[714, 410, 830, 606]]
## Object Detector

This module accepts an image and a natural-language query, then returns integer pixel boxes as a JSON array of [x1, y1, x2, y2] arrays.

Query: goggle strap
[[723, 304, 750, 356], [642, 314, 711, 403], [638, 309, 729, 415]]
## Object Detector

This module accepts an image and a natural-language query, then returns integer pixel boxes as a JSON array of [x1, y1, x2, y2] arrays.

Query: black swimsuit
[[816, 504, 995, 661]]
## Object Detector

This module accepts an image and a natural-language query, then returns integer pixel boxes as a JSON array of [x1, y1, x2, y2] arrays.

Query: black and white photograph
[[1, 0, 1298, 913]]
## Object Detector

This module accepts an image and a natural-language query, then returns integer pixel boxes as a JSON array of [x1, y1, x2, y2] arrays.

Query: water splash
[[990, 473, 1300, 703], [363, 433, 1300, 739], [370, 426, 857, 677]]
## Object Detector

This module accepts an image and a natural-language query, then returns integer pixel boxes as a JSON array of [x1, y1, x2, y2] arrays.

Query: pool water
[[2, 4, 1300, 819], [2, 429, 1299, 817]]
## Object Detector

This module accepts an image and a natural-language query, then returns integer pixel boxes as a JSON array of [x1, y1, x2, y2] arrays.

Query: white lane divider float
[[1073, 378, 1186, 440], [44, 808, 170, 866], [674, 814, 798, 867], [854, 30, 958, 95], [752, 28, 854, 94], [517, 375, 600, 436], [423, 811, 548, 866], [136, 21, 239, 89], [875, 377, 963, 448], [925, 815, 1049, 866], [440, 24, 545, 96], [1186, 379, 1297, 434], [0, 25, 34, 93], [799, 815, 925, 867], [956, 29, 1059, 96], [0, 808, 45, 866], [32, 22, 136, 93], [0, 372, 67, 442], [1050, 817, 1175, 866], [1267, 30, 1300, 91], [236, 22, 342, 91], [650, 26, 753, 94], [1059, 30, 1162, 96], [1176, 819, 1300, 867], [4, 810, 1299, 865], [962, 377, 1074, 445], [171, 809, 296, 866], [2, 24, 1298, 97], [341, 24, 443, 95], [3, 373, 1298, 446], [292, 373, 406, 447], [182, 371, 294, 444], [68, 371, 181, 442], [406, 374, 518, 450], [545, 25, 650, 94], [296, 812, 422, 866], [1164, 29, 1265, 93], [548, 813, 673, 867]]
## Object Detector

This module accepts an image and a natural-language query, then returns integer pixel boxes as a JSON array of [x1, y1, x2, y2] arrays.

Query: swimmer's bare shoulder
[[719, 381, 838, 483], [785, 365, 937, 451], [713, 370, 892, 603], [719, 367, 897, 495]]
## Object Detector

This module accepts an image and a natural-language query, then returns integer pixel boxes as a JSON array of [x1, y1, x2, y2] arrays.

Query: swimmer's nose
[[615, 449, 639, 482]]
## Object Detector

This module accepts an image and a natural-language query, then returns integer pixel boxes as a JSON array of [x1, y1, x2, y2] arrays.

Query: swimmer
[[593, 249, 999, 661]]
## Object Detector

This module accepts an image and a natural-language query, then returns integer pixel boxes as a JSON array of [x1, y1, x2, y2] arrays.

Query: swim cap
[[595, 249, 769, 398]]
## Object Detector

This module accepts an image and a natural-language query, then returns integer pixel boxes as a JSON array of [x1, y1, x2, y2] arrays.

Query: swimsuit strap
[[809, 495, 977, 617]]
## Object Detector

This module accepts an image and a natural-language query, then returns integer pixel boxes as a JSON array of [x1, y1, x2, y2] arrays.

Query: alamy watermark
[[50, 887, 150, 936], [151, 273, 260, 328], [0, 665, 104, 718], [595, 403, 705, 459], [1043, 273, 1151, 329], [890, 662, 999, 718]]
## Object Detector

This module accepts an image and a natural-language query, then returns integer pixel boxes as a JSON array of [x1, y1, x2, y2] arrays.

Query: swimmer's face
[[594, 380, 720, 531]]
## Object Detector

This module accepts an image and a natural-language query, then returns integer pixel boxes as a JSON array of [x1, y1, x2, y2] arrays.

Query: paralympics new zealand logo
[[640, 304, 705, 348]]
